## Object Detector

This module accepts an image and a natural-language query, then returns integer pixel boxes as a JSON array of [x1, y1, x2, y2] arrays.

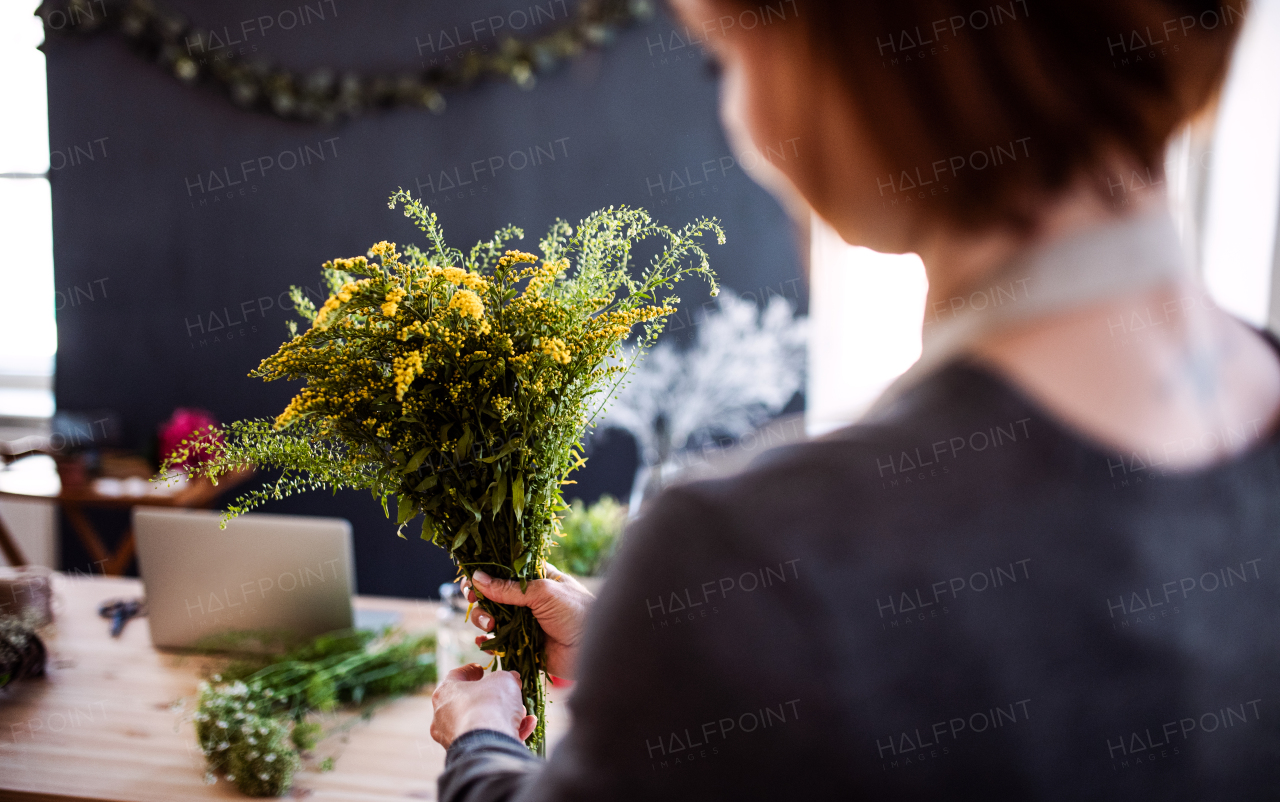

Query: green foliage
[[552, 495, 627, 577], [194, 628, 436, 797], [167, 191, 721, 754]]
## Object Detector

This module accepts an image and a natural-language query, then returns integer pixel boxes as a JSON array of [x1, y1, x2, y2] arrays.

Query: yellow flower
[[313, 297, 341, 328], [520, 259, 567, 299], [542, 337, 571, 365], [392, 350, 425, 400], [497, 250, 540, 270], [381, 286, 407, 317], [274, 394, 307, 428], [449, 289, 485, 320]]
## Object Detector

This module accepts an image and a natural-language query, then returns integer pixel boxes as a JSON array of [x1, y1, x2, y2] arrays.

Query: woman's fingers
[[470, 605, 494, 631], [443, 663, 486, 683], [471, 571, 544, 608], [517, 715, 538, 742]]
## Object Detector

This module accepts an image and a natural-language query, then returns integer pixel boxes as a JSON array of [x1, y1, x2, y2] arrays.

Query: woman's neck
[[909, 188, 1280, 469], [916, 183, 1154, 314]]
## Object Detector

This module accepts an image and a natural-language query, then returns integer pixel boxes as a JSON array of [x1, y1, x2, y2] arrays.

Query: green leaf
[[405, 447, 430, 473], [514, 549, 531, 573], [455, 424, 473, 462], [420, 513, 436, 542], [459, 496, 482, 521], [415, 474, 439, 492], [397, 495, 416, 525], [478, 629, 509, 653], [479, 436, 522, 464], [512, 474, 525, 522], [490, 472, 507, 515], [451, 524, 471, 550]]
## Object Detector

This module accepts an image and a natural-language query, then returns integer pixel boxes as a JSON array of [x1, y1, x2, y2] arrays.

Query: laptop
[[134, 508, 355, 650]]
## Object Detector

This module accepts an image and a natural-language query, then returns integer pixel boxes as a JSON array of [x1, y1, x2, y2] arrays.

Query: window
[[806, 224, 925, 436], [0, 2, 56, 427], [1199, 0, 1280, 326]]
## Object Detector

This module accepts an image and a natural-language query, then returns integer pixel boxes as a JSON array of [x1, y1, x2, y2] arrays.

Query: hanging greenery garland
[[36, 0, 655, 124]]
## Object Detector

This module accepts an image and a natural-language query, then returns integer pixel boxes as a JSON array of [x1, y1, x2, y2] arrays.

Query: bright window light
[[0, 4, 49, 176], [1200, 0, 1280, 325], [806, 214, 927, 436], [0, 180, 56, 373], [0, 2, 56, 404]]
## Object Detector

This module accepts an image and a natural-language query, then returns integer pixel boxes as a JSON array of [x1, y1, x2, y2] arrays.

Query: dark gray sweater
[[439, 358, 1280, 801]]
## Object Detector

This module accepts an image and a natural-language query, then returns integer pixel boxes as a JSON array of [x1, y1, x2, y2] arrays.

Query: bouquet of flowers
[[168, 190, 721, 753]]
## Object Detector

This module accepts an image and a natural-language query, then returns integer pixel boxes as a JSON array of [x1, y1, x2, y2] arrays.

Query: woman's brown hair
[[716, 0, 1247, 229]]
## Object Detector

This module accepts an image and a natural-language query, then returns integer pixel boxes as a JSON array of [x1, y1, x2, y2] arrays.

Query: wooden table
[[0, 456, 252, 574], [0, 574, 569, 801]]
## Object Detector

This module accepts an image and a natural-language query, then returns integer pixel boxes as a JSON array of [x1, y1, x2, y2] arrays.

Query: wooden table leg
[[105, 527, 135, 576], [0, 509, 28, 566], [63, 503, 113, 572]]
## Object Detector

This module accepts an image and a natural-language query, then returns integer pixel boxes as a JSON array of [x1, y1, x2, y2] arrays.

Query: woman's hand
[[462, 562, 595, 681], [430, 664, 538, 749]]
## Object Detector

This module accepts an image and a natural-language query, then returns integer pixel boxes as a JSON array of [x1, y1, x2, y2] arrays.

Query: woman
[[431, 0, 1279, 797]]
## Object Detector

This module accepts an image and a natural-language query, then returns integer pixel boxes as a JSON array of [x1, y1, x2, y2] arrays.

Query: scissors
[[97, 598, 147, 638]]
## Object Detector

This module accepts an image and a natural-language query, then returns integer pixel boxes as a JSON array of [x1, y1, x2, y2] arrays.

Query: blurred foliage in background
[[553, 495, 627, 577]]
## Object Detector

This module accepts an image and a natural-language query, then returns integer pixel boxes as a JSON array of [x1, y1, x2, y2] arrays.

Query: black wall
[[46, 0, 804, 597]]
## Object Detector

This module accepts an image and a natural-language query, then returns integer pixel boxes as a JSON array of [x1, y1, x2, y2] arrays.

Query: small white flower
[[216, 720, 228, 729], [264, 753, 276, 763], [217, 741, 229, 751], [203, 772, 217, 785], [247, 736, 257, 745], [259, 773, 270, 781], [248, 751, 259, 759]]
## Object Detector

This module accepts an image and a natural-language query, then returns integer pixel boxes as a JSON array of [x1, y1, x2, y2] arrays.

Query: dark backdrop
[[45, 0, 804, 597]]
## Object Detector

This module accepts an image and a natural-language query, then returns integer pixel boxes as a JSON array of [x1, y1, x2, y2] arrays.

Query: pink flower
[[158, 408, 221, 469]]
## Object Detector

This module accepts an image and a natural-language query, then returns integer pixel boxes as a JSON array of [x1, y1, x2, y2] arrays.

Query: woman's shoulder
[[625, 360, 1061, 565], [683, 360, 1051, 502]]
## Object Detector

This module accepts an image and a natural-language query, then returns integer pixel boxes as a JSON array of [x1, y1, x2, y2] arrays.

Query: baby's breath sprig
[[167, 190, 722, 755], [192, 629, 436, 797]]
